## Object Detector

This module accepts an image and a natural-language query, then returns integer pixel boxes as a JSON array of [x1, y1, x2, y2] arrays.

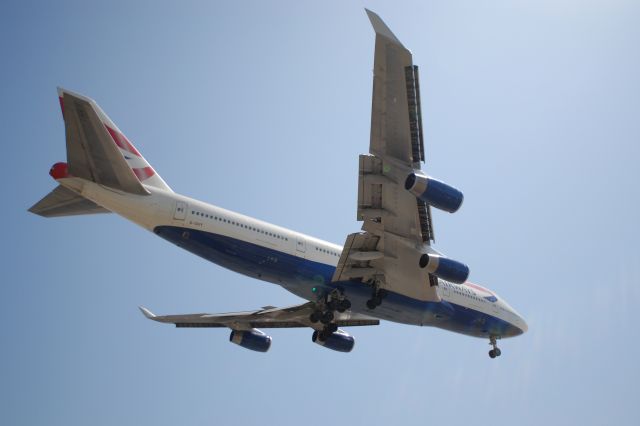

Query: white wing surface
[[333, 11, 439, 302]]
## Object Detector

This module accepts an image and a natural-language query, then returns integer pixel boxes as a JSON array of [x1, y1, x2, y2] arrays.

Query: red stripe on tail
[[105, 125, 142, 157], [132, 166, 155, 181]]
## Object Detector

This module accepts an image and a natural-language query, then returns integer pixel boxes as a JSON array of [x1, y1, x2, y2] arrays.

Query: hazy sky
[[2, 1, 639, 425]]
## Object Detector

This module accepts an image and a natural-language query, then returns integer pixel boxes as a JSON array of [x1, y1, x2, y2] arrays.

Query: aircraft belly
[[152, 226, 335, 286], [151, 226, 523, 335]]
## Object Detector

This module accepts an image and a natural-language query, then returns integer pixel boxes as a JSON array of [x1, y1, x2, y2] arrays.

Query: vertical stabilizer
[[57, 87, 173, 193]]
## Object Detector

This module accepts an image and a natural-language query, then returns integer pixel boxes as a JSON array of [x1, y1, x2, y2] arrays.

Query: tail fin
[[57, 87, 172, 193], [29, 88, 173, 218]]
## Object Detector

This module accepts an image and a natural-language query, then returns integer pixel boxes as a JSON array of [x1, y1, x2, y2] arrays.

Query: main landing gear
[[366, 282, 387, 310], [309, 289, 351, 341], [488, 335, 502, 359]]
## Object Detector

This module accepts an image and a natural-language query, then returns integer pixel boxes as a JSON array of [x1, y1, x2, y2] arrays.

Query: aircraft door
[[441, 281, 451, 299], [295, 237, 306, 255], [174, 201, 187, 220]]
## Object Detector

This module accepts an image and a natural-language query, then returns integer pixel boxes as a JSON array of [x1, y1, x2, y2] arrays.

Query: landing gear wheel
[[367, 284, 387, 310], [488, 335, 501, 359], [320, 311, 334, 324], [336, 299, 351, 313], [309, 311, 321, 323], [327, 323, 338, 333]]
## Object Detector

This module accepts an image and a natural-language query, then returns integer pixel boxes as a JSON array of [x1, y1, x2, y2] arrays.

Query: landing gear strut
[[488, 335, 502, 359]]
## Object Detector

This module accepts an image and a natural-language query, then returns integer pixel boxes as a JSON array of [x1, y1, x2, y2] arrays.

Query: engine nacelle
[[405, 172, 463, 213], [229, 329, 272, 352], [419, 254, 469, 284], [312, 329, 355, 353]]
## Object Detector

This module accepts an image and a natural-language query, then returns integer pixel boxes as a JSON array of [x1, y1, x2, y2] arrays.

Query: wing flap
[[332, 232, 381, 282]]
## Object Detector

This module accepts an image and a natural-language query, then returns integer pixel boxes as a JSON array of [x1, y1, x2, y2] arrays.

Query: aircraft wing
[[331, 11, 440, 301], [139, 303, 379, 330]]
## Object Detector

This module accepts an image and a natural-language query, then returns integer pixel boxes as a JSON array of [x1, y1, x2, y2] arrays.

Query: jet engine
[[419, 254, 469, 284], [405, 172, 463, 213], [229, 329, 272, 352], [312, 329, 355, 353]]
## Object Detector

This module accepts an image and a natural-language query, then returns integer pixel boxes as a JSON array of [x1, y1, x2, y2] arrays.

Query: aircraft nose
[[519, 316, 528, 334]]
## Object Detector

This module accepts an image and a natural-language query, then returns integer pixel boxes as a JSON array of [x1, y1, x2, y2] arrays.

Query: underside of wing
[[363, 10, 434, 245], [140, 303, 378, 353], [140, 303, 379, 329], [333, 11, 441, 302]]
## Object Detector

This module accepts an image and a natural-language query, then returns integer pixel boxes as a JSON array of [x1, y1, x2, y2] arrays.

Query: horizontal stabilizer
[[28, 185, 110, 218]]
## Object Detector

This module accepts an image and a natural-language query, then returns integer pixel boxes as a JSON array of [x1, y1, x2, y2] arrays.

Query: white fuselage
[[62, 176, 528, 338]]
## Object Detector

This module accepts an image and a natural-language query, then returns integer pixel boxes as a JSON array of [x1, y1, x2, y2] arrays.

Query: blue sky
[[2, 0, 639, 424]]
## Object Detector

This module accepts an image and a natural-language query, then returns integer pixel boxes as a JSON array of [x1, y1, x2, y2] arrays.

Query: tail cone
[[49, 162, 69, 180]]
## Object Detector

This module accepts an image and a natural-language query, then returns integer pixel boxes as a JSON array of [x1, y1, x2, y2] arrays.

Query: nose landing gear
[[488, 335, 502, 359]]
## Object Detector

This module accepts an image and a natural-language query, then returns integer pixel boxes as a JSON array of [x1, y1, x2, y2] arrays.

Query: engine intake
[[312, 329, 355, 353], [405, 172, 463, 213], [229, 329, 272, 352], [419, 254, 469, 284]]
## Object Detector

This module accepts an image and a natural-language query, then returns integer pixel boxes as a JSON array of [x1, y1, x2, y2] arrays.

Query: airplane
[[29, 10, 527, 358]]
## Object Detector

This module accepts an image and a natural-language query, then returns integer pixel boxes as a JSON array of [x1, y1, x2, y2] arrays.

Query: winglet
[[139, 306, 156, 320], [365, 9, 405, 48]]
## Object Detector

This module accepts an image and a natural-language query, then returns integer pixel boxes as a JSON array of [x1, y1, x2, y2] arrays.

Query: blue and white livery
[[30, 10, 526, 358]]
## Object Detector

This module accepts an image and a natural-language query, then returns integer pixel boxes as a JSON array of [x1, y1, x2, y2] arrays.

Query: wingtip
[[139, 306, 156, 319], [364, 8, 405, 48]]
